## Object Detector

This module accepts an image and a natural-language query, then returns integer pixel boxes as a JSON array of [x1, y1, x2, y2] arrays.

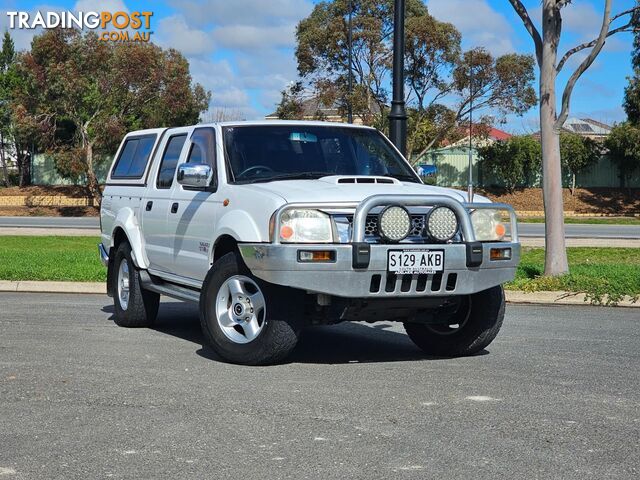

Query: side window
[[111, 135, 156, 179], [156, 134, 187, 189], [187, 128, 216, 167]]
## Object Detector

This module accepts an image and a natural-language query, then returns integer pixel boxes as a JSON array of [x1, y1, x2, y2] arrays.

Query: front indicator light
[[298, 250, 336, 262], [490, 248, 512, 261]]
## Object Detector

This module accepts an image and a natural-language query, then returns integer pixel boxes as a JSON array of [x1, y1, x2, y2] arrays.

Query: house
[[441, 124, 512, 148], [265, 96, 381, 125], [533, 117, 612, 140]]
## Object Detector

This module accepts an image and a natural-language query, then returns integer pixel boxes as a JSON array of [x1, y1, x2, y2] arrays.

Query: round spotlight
[[378, 205, 411, 242], [427, 206, 458, 242]]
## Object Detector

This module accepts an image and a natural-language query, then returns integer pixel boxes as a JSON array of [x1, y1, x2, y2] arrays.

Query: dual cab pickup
[[99, 121, 520, 365]]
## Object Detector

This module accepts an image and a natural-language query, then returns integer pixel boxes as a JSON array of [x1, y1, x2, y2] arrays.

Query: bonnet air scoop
[[320, 175, 400, 185]]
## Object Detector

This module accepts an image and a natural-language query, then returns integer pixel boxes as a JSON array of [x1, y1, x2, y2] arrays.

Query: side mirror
[[177, 163, 213, 189]]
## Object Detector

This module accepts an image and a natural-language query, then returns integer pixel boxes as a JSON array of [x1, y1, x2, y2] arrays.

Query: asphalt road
[[0, 216, 638, 239], [0, 294, 638, 479]]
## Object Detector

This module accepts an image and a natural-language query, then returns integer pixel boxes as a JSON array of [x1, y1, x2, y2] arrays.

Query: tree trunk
[[16, 144, 31, 187], [85, 142, 101, 204], [540, 1, 569, 276], [0, 132, 9, 187], [571, 172, 576, 196]]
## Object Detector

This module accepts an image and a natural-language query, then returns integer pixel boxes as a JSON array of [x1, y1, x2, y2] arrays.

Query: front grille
[[369, 272, 457, 295]]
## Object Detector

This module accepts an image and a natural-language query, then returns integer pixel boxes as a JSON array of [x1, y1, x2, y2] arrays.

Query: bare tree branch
[[557, 6, 640, 72], [556, 0, 613, 129], [508, 0, 543, 65]]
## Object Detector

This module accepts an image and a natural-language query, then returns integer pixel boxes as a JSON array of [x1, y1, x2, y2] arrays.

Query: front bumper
[[239, 242, 520, 298]]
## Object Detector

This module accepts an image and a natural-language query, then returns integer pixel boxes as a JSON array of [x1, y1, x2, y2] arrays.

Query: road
[[0, 216, 638, 240], [0, 293, 638, 479]]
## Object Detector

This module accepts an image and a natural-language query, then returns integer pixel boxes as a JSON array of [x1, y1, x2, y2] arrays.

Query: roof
[[266, 96, 383, 119], [561, 117, 612, 136], [488, 127, 511, 141], [441, 124, 512, 147]]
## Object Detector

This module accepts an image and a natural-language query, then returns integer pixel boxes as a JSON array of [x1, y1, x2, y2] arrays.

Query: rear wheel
[[199, 252, 301, 365], [404, 286, 505, 357], [112, 242, 159, 327]]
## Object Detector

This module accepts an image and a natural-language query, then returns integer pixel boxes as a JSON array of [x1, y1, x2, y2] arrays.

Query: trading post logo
[[5, 11, 154, 42]]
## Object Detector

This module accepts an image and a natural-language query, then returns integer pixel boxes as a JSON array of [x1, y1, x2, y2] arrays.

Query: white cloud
[[73, 0, 128, 13], [427, 0, 516, 56], [155, 15, 214, 57], [211, 24, 297, 50], [171, 0, 313, 27]]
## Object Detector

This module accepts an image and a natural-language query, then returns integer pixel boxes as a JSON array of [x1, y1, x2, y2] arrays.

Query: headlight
[[471, 209, 507, 241], [279, 209, 333, 243], [426, 206, 458, 242], [379, 205, 411, 242]]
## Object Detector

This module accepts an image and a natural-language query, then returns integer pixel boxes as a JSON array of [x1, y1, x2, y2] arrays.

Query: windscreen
[[223, 125, 420, 184]]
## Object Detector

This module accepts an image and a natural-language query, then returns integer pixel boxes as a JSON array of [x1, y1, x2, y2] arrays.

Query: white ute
[[99, 121, 520, 365]]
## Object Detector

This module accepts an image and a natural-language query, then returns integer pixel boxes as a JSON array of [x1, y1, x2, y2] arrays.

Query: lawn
[[0, 236, 105, 282], [0, 237, 638, 304], [508, 247, 640, 304]]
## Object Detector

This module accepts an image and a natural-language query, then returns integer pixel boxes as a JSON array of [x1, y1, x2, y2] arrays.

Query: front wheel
[[199, 252, 301, 365], [404, 286, 505, 357]]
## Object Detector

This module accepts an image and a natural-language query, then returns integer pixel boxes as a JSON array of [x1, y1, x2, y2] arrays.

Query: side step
[[139, 271, 200, 303]]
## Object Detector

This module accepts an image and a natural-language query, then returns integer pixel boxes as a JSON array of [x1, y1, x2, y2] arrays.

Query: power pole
[[347, 0, 353, 124], [388, 0, 407, 156]]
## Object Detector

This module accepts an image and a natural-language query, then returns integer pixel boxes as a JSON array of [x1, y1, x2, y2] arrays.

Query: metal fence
[[30, 148, 640, 188], [31, 153, 111, 185], [420, 147, 640, 188]]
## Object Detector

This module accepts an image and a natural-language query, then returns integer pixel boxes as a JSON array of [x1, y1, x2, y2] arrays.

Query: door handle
[[171, 202, 179, 214], [146, 201, 153, 211]]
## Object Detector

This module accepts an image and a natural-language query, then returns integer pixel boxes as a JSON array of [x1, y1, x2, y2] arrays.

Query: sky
[[0, 0, 637, 133]]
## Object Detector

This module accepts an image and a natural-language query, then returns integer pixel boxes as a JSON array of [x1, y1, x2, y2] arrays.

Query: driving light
[[426, 206, 458, 242], [279, 209, 332, 243], [378, 205, 411, 242], [471, 209, 506, 241]]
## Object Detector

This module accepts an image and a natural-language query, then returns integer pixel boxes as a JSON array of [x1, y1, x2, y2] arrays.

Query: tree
[[295, 0, 536, 159], [508, 0, 640, 276], [13, 28, 210, 199], [478, 135, 541, 191], [0, 31, 15, 186], [559, 132, 600, 194], [605, 122, 640, 188], [412, 48, 536, 160], [275, 81, 306, 120], [624, 2, 640, 123]]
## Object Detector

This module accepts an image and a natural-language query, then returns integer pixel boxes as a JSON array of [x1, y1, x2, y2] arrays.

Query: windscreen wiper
[[392, 174, 421, 183], [247, 172, 331, 184]]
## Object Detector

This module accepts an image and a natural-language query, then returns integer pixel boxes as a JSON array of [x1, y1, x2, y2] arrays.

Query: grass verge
[[0, 237, 638, 305], [0, 236, 105, 282], [508, 247, 640, 305], [519, 217, 640, 225]]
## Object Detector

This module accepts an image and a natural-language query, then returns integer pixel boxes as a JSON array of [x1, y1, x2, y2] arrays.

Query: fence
[[31, 153, 112, 185], [420, 147, 640, 188], [29, 148, 640, 188]]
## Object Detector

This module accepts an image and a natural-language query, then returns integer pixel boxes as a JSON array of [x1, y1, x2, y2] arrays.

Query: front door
[[166, 127, 222, 282]]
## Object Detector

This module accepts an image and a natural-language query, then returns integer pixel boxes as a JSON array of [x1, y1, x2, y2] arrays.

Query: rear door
[[140, 128, 190, 273], [166, 126, 222, 282]]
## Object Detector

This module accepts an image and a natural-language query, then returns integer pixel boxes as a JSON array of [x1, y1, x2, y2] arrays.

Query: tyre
[[199, 252, 301, 365], [404, 285, 505, 357], [112, 241, 160, 328]]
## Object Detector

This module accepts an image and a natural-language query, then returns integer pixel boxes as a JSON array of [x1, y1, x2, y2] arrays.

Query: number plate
[[387, 249, 444, 274]]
